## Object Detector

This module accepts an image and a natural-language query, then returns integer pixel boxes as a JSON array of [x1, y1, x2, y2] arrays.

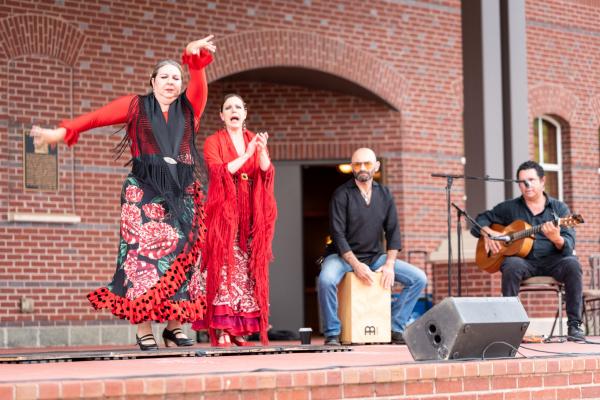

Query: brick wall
[[0, 0, 598, 330], [3, 356, 600, 399]]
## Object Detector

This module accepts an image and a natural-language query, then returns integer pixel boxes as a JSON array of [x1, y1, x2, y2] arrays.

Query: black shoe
[[136, 333, 159, 351], [324, 335, 341, 346], [391, 331, 405, 345], [162, 327, 195, 347], [567, 325, 586, 342]]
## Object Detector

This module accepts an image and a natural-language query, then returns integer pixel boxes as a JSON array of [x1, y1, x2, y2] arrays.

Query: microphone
[[489, 235, 511, 242]]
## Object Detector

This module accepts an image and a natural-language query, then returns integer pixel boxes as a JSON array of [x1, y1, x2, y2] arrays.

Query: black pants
[[500, 256, 582, 325]]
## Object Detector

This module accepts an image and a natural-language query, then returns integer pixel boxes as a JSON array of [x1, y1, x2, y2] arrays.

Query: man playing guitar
[[471, 160, 585, 341]]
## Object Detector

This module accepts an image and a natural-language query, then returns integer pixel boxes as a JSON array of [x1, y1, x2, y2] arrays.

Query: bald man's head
[[351, 147, 379, 183], [351, 148, 377, 164]]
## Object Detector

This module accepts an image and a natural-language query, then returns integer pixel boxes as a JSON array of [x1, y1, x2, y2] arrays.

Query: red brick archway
[[207, 30, 406, 160], [0, 14, 85, 66], [207, 29, 406, 112], [529, 84, 578, 122]]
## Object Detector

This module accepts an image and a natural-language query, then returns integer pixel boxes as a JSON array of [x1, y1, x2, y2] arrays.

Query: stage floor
[[2, 337, 600, 399]]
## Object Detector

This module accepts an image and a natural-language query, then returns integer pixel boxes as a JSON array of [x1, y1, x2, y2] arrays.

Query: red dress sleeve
[[182, 49, 213, 128], [59, 95, 135, 147], [203, 134, 225, 166]]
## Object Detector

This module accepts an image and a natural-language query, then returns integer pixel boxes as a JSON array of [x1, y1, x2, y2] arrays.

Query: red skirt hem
[[88, 287, 206, 324]]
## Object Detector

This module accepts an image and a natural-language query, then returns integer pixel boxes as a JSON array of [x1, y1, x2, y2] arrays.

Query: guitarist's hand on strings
[[482, 226, 503, 255], [541, 220, 565, 249]]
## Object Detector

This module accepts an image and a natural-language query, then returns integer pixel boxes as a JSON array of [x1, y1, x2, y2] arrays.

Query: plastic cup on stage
[[299, 327, 312, 345]]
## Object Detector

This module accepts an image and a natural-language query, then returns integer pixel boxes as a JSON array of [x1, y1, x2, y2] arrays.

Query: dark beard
[[353, 171, 371, 182]]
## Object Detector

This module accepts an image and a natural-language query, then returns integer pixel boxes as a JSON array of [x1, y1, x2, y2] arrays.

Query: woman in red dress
[[30, 36, 216, 350], [192, 94, 277, 346]]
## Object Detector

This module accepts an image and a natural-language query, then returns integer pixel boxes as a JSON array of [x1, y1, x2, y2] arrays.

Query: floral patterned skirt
[[87, 174, 207, 324], [191, 240, 260, 336]]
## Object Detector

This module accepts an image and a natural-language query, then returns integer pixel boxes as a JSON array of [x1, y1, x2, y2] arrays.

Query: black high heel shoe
[[162, 327, 194, 347], [136, 333, 159, 351]]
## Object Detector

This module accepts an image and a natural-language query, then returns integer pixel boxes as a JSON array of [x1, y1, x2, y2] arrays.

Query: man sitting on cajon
[[317, 147, 427, 346]]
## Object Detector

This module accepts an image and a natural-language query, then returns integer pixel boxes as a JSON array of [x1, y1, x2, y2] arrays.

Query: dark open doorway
[[301, 165, 347, 331]]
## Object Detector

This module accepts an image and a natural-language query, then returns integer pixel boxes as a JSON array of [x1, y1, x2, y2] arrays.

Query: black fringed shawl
[[119, 92, 206, 241]]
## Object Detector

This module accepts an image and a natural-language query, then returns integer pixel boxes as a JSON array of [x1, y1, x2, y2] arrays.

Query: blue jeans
[[317, 253, 427, 337]]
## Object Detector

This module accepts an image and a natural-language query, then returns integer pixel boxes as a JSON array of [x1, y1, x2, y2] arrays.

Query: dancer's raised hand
[[186, 35, 216, 55]]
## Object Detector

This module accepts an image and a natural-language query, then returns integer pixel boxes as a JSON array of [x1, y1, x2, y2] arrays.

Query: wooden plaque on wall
[[23, 129, 58, 191]]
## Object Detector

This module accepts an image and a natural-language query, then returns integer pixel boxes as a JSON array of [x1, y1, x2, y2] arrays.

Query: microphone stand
[[451, 202, 497, 297], [430, 174, 458, 297], [455, 202, 463, 296], [452, 202, 490, 236], [431, 173, 521, 297]]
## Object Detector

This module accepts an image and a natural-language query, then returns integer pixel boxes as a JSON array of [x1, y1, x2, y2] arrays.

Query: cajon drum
[[338, 272, 391, 344]]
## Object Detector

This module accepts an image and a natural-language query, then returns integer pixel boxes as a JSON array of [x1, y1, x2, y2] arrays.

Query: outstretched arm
[[182, 35, 216, 122], [30, 95, 134, 147]]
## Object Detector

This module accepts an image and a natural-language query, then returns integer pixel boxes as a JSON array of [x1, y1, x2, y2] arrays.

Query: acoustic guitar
[[475, 214, 584, 273]]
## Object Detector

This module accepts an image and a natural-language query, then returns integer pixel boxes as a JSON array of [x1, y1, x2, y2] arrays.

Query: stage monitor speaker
[[404, 297, 529, 361]]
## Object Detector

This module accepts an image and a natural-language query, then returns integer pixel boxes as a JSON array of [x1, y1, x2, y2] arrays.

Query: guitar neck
[[510, 219, 565, 241]]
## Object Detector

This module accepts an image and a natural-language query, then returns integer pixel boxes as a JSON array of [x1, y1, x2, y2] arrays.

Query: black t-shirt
[[325, 179, 402, 265]]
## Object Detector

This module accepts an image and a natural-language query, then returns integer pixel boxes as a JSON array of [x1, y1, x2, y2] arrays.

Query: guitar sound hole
[[428, 324, 437, 334]]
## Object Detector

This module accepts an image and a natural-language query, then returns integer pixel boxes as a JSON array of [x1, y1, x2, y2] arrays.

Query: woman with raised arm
[[192, 93, 277, 346], [30, 36, 216, 351]]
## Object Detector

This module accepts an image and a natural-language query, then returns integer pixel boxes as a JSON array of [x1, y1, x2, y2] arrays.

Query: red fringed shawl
[[203, 129, 277, 345]]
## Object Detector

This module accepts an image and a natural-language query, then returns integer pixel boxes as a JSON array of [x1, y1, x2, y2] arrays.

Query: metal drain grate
[[0, 345, 352, 364]]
